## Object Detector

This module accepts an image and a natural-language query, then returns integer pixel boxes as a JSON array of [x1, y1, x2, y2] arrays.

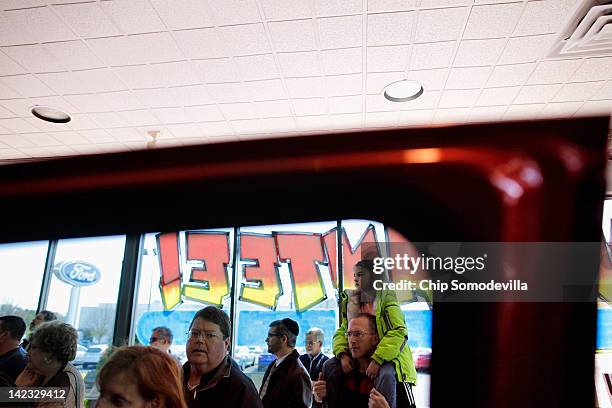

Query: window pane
[[0, 240, 48, 324]]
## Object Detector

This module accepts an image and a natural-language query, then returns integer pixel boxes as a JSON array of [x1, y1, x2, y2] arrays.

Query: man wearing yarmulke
[[259, 318, 312, 408]]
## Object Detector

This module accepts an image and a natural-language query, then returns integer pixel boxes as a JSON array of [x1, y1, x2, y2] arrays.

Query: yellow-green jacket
[[332, 289, 417, 384]]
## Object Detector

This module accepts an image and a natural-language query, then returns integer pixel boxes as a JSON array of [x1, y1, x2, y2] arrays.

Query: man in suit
[[299, 327, 329, 408], [259, 318, 312, 408]]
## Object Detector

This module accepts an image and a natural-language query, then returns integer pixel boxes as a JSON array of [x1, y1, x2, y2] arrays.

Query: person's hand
[[366, 360, 380, 379], [369, 388, 390, 408], [340, 353, 353, 373], [15, 365, 44, 387], [312, 372, 327, 403]]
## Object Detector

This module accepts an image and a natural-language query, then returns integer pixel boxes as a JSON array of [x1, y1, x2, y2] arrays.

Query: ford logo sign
[[54, 261, 101, 287]]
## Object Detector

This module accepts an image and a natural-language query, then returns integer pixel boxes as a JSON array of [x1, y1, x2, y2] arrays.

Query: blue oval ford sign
[[54, 261, 101, 287]]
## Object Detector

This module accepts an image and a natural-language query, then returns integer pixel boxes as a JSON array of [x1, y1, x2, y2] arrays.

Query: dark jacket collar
[[183, 355, 232, 395]]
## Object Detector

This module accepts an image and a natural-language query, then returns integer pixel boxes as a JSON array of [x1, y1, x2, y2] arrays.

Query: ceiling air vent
[[548, 0, 612, 58]]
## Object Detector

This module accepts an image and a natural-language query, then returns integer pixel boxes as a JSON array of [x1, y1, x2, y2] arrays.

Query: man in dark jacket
[[259, 318, 312, 408], [0, 315, 27, 384], [299, 327, 329, 408], [183, 306, 262, 408]]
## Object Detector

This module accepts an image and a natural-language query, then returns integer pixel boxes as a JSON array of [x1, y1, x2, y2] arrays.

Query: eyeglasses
[[344, 331, 377, 339], [266, 333, 283, 339], [306, 341, 320, 346], [186, 329, 223, 342]]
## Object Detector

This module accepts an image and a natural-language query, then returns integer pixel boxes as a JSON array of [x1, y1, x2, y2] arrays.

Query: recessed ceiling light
[[383, 80, 424, 102], [31, 106, 71, 123]]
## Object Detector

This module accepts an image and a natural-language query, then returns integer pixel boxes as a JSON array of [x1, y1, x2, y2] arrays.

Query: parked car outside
[[412, 347, 431, 372], [73, 344, 109, 369], [257, 353, 276, 372], [234, 346, 256, 370]]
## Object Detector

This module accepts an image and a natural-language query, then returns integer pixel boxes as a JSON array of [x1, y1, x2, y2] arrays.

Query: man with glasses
[[313, 314, 396, 408], [299, 327, 328, 408], [182, 306, 262, 408], [259, 318, 312, 408], [150, 326, 181, 366]]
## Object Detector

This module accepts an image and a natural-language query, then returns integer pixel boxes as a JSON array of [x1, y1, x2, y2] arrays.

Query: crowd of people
[[0, 260, 417, 408]]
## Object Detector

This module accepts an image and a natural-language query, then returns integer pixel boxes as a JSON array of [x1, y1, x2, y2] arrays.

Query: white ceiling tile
[[259, 117, 297, 132], [498, 34, 556, 64], [206, 0, 261, 26], [67, 113, 98, 130], [0, 80, 22, 99], [30, 95, 78, 115], [292, 98, 329, 115], [54, 2, 121, 38], [6, 7, 75, 43], [570, 57, 612, 82], [0, 133, 35, 148], [503, 103, 545, 120], [261, 0, 314, 20], [49, 130, 90, 145], [539, 102, 583, 118], [2, 45, 65, 73], [398, 109, 433, 126], [169, 85, 214, 106], [410, 41, 455, 69], [24, 117, 70, 133], [315, 0, 362, 16], [463, 3, 523, 40], [220, 24, 270, 56], [64, 94, 111, 113], [245, 79, 287, 101], [366, 93, 400, 111], [0, 12, 37, 46], [367, 12, 414, 46], [286, 77, 325, 98], [467, 106, 507, 122], [407, 68, 447, 91], [100, 0, 165, 34], [439, 89, 480, 108], [44, 41, 105, 71], [367, 0, 417, 13], [575, 100, 612, 116], [39, 69, 124, 94], [232, 119, 261, 135], [329, 95, 362, 113], [296, 115, 331, 131], [79, 129, 117, 143], [421, 0, 473, 7], [415, 7, 468, 43], [593, 81, 612, 100], [18, 146, 67, 157], [366, 111, 398, 127], [513, 0, 576, 36], [454, 38, 506, 67], [514, 84, 562, 104], [0, 99, 31, 116], [366, 72, 404, 94], [2, 1, 47, 11], [133, 88, 180, 108], [88, 33, 183, 66], [219, 103, 257, 120], [1, 74, 55, 97], [0, 118, 40, 133], [152, 107, 192, 124], [399, 90, 440, 109], [322, 48, 362, 75], [318, 15, 362, 49], [150, 0, 215, 30], [235, 55, 279, 81], [110, 65, 157, 90], [195, 59, 241, 83], [185, 105, 225, 122], [173, 28, 227, 59], [89, 112, 131, 128], [100, 91, 145, 111], [269, 20, 317, 52], [331, 113, 362, 129], [367, 45, 410, 72], [61, 143, 106, 155], [206, 83, 250, 103], [433, 108, 469, 124], [166, 123, 203, 138], [197, 121, 234, 136], [108, 127, 148, 142], [476, 86, 520, 106], [278, 52, 321, 77], [527, 59, 583, 85], [0, 148, 30, 160], [552, 81, 603, 102], [153, 61, 201, 88], [253, 100, 293, 117], [118, 109, 160, 127], [487, 63, 535, 87], [446, 66, 492, 89], [0, 50, 25, 76], [0, 105, 15, 118], [326, 74, 362, 96]]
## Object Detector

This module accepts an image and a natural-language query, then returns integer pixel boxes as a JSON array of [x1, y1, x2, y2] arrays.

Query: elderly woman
[[96, 346, 187, 408], [15, 320, 84, 408]]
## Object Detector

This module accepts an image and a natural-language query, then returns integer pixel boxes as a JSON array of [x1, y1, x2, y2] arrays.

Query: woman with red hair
[[96, 345, 187, 408]]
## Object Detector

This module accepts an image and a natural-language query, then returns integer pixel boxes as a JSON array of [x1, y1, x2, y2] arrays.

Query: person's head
[[28, 321, 77, 377], [354, 259, 376, 292], [266, 318, 299, 356], [186, 307, 230, 374], [305, 327, 324, 356], [0, 316, 26, 350], [149, 327, 173, 353], [346, 314, 379, 360], [97, 345, 187, 408], [30, 310, 56, 331]]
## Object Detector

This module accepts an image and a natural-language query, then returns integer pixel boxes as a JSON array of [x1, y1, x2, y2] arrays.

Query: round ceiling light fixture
[[31, 106, 71, 123], [383, 80, 424, 102]]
